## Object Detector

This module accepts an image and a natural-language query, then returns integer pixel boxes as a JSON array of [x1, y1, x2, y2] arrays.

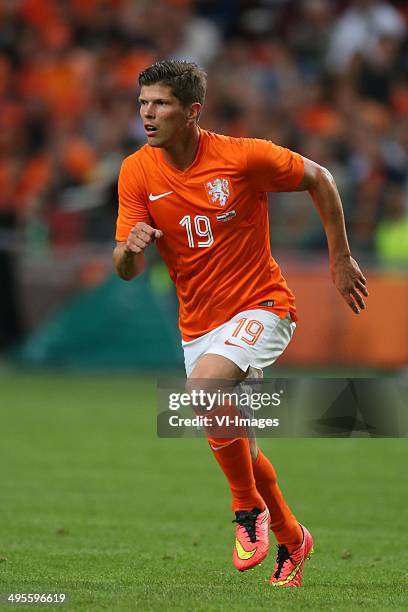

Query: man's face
[[139, 83, 192, 148]]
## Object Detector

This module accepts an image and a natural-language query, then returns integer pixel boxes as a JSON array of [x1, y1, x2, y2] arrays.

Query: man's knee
[[185, 376, 218, 398]]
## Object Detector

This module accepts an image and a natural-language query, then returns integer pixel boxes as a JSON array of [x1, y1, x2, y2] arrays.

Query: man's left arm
[[297, 157, 369, 314]]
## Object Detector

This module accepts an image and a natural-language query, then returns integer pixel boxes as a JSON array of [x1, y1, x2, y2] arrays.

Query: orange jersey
[[116, 130, 304, 341]]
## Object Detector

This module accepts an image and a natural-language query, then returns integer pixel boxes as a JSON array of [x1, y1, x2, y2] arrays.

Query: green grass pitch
[[0, 374, 407, 611]]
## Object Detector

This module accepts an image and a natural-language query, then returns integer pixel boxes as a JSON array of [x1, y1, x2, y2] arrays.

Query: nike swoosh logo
[[235, 538, 257, 561], [224, 339, 244, 348], [149, 191, 173, 201], [209, 440, 236, 452], [272, 560, 303, 586]]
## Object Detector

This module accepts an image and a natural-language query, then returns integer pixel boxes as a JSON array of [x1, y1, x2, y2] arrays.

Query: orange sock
[[208, 437, 265, 512], [253, 450, 303, 551]]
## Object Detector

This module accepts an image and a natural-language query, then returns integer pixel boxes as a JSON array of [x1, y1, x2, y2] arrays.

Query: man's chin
[[146, 135, 164, 147]]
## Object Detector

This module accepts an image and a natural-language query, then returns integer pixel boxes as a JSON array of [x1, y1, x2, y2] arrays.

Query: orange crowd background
[[0, 0, 407, 255], [0, 0, 407, 364]]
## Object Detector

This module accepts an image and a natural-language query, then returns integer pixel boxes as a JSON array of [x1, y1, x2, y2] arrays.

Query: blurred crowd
[[0, 0, 407, 263]]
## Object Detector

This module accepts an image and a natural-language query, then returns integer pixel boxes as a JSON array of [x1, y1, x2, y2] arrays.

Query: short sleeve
[[243, 138, 304, 192], [115, 157, 152, 242]]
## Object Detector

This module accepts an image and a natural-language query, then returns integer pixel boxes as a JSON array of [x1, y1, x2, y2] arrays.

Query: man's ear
[[187, 102, 202, 124]]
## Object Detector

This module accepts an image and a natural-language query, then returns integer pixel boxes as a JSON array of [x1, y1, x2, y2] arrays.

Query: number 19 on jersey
[[179, 215, 214, 248]]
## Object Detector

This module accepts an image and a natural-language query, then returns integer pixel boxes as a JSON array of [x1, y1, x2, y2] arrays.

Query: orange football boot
[[269, 524, 314, 587], [233, 507, 270, 571]]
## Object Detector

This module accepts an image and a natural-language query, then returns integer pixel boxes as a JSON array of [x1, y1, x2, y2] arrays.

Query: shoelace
[[232, 509, 260, 544], [274, 544, 295, 579]]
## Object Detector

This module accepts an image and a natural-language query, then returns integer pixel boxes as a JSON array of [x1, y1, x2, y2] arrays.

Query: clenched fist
[[126, 222, 163, 254]]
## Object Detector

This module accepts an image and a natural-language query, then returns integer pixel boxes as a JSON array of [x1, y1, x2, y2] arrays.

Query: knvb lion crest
[[206, 177, 231, 206]]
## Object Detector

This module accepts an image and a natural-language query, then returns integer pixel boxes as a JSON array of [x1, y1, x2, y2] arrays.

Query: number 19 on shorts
[[180, 215, 214, 248]]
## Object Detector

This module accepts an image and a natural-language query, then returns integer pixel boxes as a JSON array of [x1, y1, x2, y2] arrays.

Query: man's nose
[[143, 103, 155, 118]]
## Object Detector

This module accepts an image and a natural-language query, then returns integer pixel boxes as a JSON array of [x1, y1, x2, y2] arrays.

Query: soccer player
[[113, 60, 368, 587]]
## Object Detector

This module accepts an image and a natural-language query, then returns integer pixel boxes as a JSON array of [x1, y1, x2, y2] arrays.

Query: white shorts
[[182, 309, 296, 377]]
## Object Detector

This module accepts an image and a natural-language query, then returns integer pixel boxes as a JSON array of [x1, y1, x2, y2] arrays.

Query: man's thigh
[[187, 345, 259, 456], [189, 353, 246, 381]]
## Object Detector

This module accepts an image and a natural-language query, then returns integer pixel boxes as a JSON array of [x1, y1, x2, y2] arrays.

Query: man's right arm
[[113, 242, 145, 280], [113, 222, 163, 281]]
